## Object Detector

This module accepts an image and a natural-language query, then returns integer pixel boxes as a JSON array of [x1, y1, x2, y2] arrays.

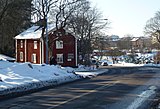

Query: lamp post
[[45, 1, 49, 64]]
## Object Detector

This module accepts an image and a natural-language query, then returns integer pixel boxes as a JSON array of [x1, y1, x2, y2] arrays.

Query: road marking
[[127, 86, 157, 109], [48, 81, 119, 109]]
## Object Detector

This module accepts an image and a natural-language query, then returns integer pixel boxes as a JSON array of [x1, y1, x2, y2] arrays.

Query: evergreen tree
[[0, 0, 32, 56]]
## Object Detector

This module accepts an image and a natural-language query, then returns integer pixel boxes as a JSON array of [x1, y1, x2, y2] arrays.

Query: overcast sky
[[90, 0, 160, 37]]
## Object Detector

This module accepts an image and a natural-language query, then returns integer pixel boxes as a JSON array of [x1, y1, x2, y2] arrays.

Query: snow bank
[[0, 61, 106, 98], [0, 61, 81, 96], [0, 54, 15, 62]]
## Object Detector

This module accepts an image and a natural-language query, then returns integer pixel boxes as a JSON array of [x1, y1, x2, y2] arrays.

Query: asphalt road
[[0, 66, 160, 109]]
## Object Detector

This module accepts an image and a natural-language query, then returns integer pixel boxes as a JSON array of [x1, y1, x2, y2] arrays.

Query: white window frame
[[34, 41, 38, 49], [56, 40, 63, 49], [32, 53, 36, 63], [20, 52, 23, 61], [57, 54, 63, 63], [20, 40, 23, 48]]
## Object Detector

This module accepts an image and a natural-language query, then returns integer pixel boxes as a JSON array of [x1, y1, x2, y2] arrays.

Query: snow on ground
[[112, 62, 144, 67], [0, 60, 105, 97], [0, 54, 15, 62], [0, 53, 159, 97], [75, 69, 107, 78], [112, 62, 160, 67], [0, 61, 79, 96]]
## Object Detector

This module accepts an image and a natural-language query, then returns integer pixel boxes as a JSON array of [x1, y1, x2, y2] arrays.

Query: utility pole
[[45, 0, 49, 64]]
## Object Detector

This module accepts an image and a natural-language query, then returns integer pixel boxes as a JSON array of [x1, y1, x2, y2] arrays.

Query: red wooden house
[[15, 24, 78, 67]]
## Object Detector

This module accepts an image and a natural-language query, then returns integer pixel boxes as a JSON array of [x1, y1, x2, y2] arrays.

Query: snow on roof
[[0, 54, 15, 61], [15, 24, 55, 39], [131, 37, 139, 41]]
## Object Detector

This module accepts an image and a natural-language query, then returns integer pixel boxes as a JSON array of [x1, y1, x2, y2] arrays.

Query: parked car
[[100, 61, 108, 66]]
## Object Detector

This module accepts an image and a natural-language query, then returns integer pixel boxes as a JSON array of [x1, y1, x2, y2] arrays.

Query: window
[[32, 54, 36, 63], [34, 41, 37, 49], [56, 32, 62, 37], [67, 53, 74, 61], [20, 40, 23, 48], [68, 53, 74, 59], [57, 54, 63, 63], [20, 52, 23, 61], [56, 40, 63, 49]]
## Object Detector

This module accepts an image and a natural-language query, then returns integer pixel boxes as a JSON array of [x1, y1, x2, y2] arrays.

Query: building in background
[[131, 37, 143, 52]]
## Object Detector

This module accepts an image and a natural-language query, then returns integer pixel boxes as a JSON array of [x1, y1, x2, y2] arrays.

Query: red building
[[15, 24, 77, 67]]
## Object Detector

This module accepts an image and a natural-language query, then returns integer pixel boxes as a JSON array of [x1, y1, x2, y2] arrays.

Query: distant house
[[15, 24, 77, 67], [141, 37, 152, 52], [131, 37, 143, 50], [107, 35, 120, 49]]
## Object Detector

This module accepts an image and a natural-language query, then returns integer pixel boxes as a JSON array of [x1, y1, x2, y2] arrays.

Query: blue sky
[[90, 0, 160, 37]]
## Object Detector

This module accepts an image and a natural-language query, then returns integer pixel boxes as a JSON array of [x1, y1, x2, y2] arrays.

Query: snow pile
[[0, 61, 81, 96], [75, 65, 98, 71], [112, 62, 144, 67], [0, 54, 15, 62], [111, 62, 160, 67], [75, 69, 107, 78]]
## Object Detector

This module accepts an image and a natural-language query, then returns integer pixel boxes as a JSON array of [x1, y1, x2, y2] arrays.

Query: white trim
[[75, 39, 78, 66], [41, 38, 44, 63], [25, 39, 27, 62], [15, 40, 17, 62]]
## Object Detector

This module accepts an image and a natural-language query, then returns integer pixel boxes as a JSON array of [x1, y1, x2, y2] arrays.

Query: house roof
[[131, 37, 139, 41], [15, 24, 55, 39]]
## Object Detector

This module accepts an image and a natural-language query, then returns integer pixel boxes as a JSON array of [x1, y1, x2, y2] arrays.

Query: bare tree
[[32, 0, 82, 38], [32, 0, 85, 63], [144, 11, 160, 42], [32, 0, 109, 65], [48, 0, 84, 57], [67, 1, 109, 64], [32, 0, 59, 39], [50, 0, 83, 29]]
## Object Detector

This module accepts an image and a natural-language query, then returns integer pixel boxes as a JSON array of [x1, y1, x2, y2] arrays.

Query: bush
[[154, 52, 160, 64]]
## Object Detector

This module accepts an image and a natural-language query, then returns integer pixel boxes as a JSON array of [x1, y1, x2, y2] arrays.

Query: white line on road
[[127, 86, 157, 109], [48, 81, 119, 109]]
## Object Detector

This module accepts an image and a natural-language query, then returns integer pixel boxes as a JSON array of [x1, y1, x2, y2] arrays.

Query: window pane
[[56, 41, 63, 49], [20, 40, 23, 48], [32, 54, 36, 63], [57, 54, 63, 63], [34, 41, 37, 49], [20, 52, 23, 61]]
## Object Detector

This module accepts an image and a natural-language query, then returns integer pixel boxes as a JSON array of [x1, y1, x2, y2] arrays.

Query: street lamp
[[45, 1, 49, 64]]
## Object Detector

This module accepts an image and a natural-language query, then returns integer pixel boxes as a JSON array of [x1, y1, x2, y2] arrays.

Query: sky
[[90, 0, 160, 37]]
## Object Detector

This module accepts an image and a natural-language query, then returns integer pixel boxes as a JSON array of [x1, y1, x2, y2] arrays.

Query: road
[[0, 66, 160, 109]]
